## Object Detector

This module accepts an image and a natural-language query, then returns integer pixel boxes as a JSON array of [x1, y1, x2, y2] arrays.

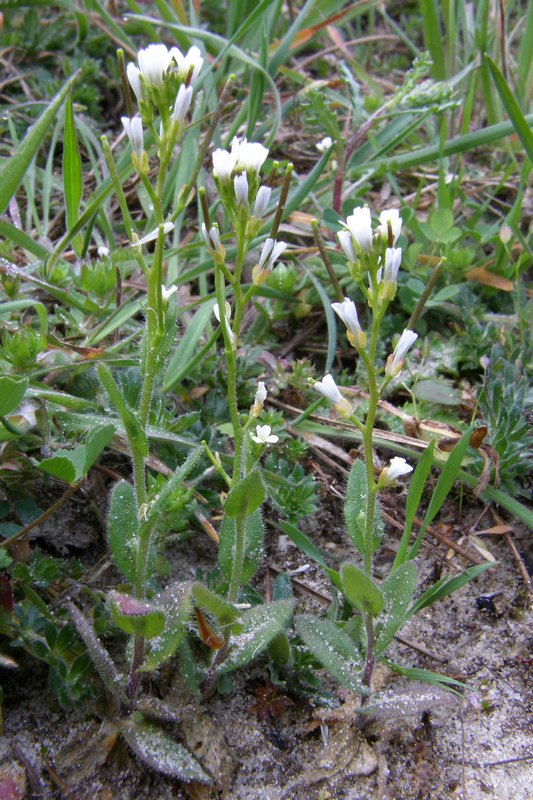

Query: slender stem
[[361, 309, 382, 575], [362, 612, 376, 690]]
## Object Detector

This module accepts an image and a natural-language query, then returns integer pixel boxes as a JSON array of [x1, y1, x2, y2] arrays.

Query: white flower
[[257, 238, 287, 271], [213, 301, 231, 323], [255, 381, 267, 405], [312, 374, 352, 417], [377, 208, 402, 245], [201, 223, 225, 262], [161, 285, 178, 301], [383, 247, 402, 283], [97, 246, 109, 258], [343, 206, 373, 253], [133, 221, 174, 247], [170, 44, 204, 84], [235, 138, 269, 173], [331, 297, 366, 348], [251, 424, 279, 445], [253, 186, 271, 218], [385, 329, 418, 377], [316, 136, 333, 153], [121, 116, 144, 164], [126, 62, 143, 102], [337, 229, 355, 261], [212, 141, 239, 182], [379, 456, 413, 485], [137, 43, 174, 87], [172, 84, 193, 126], [234, 172, 249, 208]]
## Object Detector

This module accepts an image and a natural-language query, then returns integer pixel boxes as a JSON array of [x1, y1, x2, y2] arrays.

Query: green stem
[[360, 310, 382, 575], [228, 515, 246, 602]]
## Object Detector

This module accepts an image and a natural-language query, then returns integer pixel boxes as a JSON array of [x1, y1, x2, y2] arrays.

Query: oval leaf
[[341, 563, 385, 617]]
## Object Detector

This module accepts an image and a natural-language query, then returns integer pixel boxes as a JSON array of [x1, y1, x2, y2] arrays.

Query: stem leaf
[[297, 616, 364, 693], [341, 562, 385, 617]]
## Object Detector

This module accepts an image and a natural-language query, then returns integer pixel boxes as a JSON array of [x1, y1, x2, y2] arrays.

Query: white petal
[[133, 221, 174, 246]]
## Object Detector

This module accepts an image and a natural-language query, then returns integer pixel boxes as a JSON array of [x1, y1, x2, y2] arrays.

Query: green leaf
[[0, 377, 28, 417], [341, 563, 385, 617], [393, 441, 435, 569], [108, 481, 139, 583], [344, 460, 366, 553], [485, 55, 533, 164], [412, 379, 460, 406], [109, 592, 165, 640], [408, 425, 474, 560], [68, 602, 128, 703], [374, 563, 417, 655], [224, 469, 265, 518], [142, 581, 193, 671], [163, 300, 217, 392], [122, 714, 210, 783], [0, 71, 80, 216], [221, 599, 294, 672], [384, 661, 467, 693], [297, 616, 364, 693], [429, 208, 454, 235], [219, 509, 264, 585], [407, 562, 493, 619], [38, 424, 114, 484], [63, 92, 83, 254], [280, 520, 341, 589], [191, 583, 240, 624]]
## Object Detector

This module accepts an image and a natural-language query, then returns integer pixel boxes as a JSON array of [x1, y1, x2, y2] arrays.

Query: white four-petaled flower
[[121, 116, 144, 164], [383, 247, 402, 283], [342, 206, 373, 253], [377, 208, 402, 245], [251, 424, 279, 445]]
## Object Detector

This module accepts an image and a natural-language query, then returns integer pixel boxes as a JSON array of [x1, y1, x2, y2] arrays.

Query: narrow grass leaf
[[485, 55, 533, 164], [63, 93, 83, 253], [0, 71, 80, 216], [407, 562, 493, 618], [408, 426, 473, 560], [393, 441, 435, 569], [163, 300, 216, 392]]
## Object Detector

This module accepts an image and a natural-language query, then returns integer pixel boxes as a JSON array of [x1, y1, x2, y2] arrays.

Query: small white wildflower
[[257, 238, 287, 271], [234, 172, 249, 208], [251, 381, 267, 417], [379, 456, 413, 486], [121, 116, 144, 164], [137, 43, 174, 87], [97, 246, 109, 258], [377, 208, 402, 245], [235, 137, 269, 173], [161, 285, 178, 302], [383, 247, 402, 283], [213, 301, 231, 323], [133, 221, 174, 247], [337, 229, 356, 261], [212, 141, 239, 183], [385, 329, 418, 377], [170, 44, 204, 84], [253, 186, 271, 218], [316, 136, 333, 153], [331, 297, 366, 349], [172, 84, 193, 126], [312, 374, 352, 417], [251, 424, 279, 445], [201, 223, 225, 262], [343, 206, 373, 253]]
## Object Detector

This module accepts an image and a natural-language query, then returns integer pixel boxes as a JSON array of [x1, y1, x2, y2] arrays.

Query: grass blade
[[393, 440, 435, 569], [63, 93, 83, 255], [485, 54, 533, 164], [407, 562, 493, 618], [0, 70, 80, 216]]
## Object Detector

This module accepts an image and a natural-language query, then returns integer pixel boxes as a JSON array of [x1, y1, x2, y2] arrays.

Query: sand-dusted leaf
[[344, 459, 366, 553], [268, 632, 291, 665], [108, 480, 138, 583], [192, 583, 240, 624], [297, 616, 364, 693], [224, 469, 265, 518], [122, 713, 210, 784], [374, 562, 417, 655], [341, 563, 385, 617], [0, 377, 28, 417], [109, 592, 165, 640], [219, 509, 264, 584], [68, 602, 128, 703], [280, 520, 341, 590], [142, 581, 193, 671], [220, 599, 294, 673]]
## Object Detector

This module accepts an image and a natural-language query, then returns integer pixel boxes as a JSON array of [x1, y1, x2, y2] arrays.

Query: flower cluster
[[121, 43, 203, 173], [211, 137, 271, 233], [338, 205, 403, 297]]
